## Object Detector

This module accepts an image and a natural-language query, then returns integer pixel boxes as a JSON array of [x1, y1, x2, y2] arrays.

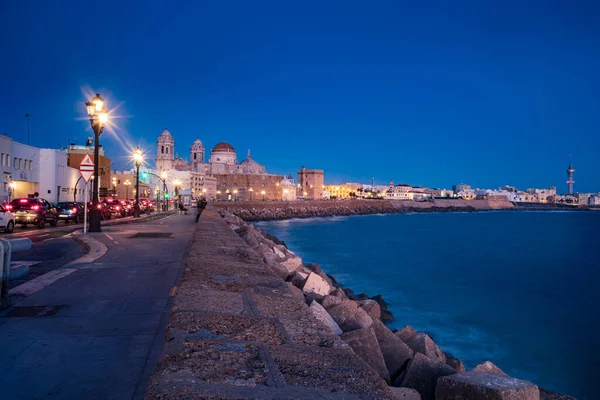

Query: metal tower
[[566, 156, 575, 195]]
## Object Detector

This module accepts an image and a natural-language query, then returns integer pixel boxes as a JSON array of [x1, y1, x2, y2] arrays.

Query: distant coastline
[[213, 199, 590, 221]]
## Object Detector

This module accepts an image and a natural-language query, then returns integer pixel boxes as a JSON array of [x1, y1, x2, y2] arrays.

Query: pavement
[[0, 211, 195, 400]]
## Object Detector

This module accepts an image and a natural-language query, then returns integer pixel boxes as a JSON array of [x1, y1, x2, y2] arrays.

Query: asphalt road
[[2, 212, 174, 290]]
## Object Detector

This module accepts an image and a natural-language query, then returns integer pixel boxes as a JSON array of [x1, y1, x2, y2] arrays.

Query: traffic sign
[[145, 188, 152, 195], [79, 153, 94, 183]]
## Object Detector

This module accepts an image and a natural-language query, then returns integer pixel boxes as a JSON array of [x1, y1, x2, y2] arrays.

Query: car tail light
[[5, 205, 12, 210], [115, 206, 120, 210], [72, 208, 78, 213], [20, 199, 28, 203], [97, 204, 102, 209], [32, 205, 40, 211]]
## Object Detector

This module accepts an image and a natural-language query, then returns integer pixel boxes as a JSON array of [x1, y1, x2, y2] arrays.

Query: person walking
[[196, 197, 207, 222]]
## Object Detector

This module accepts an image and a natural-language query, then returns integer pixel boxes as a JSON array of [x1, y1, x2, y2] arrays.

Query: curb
[[68, 231, 108, 265]]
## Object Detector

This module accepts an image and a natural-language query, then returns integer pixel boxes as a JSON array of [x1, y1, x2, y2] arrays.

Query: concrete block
[[341, 326, 390, 383], [358, 299, 381, 320], [472, 360, 507, 376], [321, 295, 343, 309], [302, 272, 332, 297], [390, 386, 422, 400], [436, 371, 540, 400], [328, 300, 373, 332], [372, 319, 413, 380], [396, 325, 417, 343], [396, 353, 456, 400], [406, 332, 446, 363], [273, 245, 286, 259], [280, 256, 303, 274], [444, 351, 466, 372], [289, 271, 309, 288], [309, 300, 342, 334]]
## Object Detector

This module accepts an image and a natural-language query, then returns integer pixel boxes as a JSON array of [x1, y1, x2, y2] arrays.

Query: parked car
[[56, 202, 85, 223], [103, 199, 125, 218], [0, 203, 15, 233], [119, 200, 134, 216], [88, 201, 111, 220], [9, 198, 59, 229]]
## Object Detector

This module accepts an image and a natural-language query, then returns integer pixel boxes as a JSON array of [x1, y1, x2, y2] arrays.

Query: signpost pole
[[84, 184, 88, 234]]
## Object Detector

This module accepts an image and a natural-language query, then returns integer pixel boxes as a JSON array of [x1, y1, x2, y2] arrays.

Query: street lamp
[[85, 93, 109, 232], [248, 187, 253, 201], [261, 190, 266, 201], [124, 179, 131, 200], [160, 171, 168, 210], [233, 189, 238, 201], [9, 181, 16, 201], [216, 190, 221, 201], [132, 147, 143, 217]]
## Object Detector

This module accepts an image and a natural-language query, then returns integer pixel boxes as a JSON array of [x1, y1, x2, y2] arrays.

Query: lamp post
[[9, 181, 16, 201], [174, 179, 181, 209], [133, 147, 143, 217], [160, 171, 168, 211], [248, 187, 253, 201], [85, 93, 109, 232], [124, 180, 131, 200], [261, 190, 266, 201], [233, 189, 238, 201], [216, 190, 221, 201], [112, 177, 117, 197]]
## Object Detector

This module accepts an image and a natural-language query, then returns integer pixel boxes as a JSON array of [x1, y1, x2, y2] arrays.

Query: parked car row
[[0, 198, 158, 232]]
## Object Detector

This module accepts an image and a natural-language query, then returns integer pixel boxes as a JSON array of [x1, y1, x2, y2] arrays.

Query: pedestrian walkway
[[0, 212, 196, 400], [146, 207, 392, 399]]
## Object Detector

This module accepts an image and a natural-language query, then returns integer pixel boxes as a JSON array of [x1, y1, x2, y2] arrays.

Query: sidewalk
[[0, 212, 196, 400]]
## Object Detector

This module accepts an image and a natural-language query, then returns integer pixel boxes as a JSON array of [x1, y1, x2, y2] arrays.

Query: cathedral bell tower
[[156, 128, 175, 171], [190, 138, 205, 172]]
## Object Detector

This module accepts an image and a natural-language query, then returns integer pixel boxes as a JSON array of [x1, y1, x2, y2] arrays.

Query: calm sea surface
[[256, 211, 600, 399]]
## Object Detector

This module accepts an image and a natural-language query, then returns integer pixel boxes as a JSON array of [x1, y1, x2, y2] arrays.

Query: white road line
[[104, 233, 115, 241]]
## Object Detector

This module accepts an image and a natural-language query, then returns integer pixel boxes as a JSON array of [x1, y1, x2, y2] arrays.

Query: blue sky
[[1, 1, 599, 192]]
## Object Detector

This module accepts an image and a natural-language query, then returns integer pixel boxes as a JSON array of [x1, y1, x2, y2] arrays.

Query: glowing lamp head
[[98, 108, 108, 124], [133, 147, 143, 165], [91, 93, 104, 112], [85, 102, 96, 117], [160, 171, 167, 179], [261, 190, 266, 195]]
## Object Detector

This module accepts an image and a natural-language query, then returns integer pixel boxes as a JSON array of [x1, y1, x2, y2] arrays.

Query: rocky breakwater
[[220, 209, 574, 400], [214, 199, 490, 221]]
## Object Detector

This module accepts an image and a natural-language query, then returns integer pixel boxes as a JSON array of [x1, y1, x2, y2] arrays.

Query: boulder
[[358, 299, 381, 320], [286, 282, 305, 301], [396, 353, 456, 400], [390, 387, 422, 400], [280, 256, 304, 275], [229, 224, 241, 231], [302, 272, 332, 297], [331, 287, 349, 300], [354, 292, 370, 301], [396, 325, 417, 343], [305, 263, 323, 274], [340, 327, 390, 383], [309, 301, 342, 334], [263, 252, 289, 280], [328, 301, 374, 332], [472, 361, 507, 376], [443, 352, 466, 372], [370, 294, 390, 310], [261, 231, 287, 247], [273, 245, 286, 259], [435, 371, 539, 400], [372, 320, 413, 381], [288, 271, 309, 288], [406, 332, 446, 363], [321, 295, 343, 309], [539, 387, 577, 400]]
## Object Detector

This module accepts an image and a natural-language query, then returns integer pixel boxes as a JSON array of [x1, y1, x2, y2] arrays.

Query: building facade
[[65, 144, 111, 199], [452, 183, 471, 193], [297, 166, 324, 200]]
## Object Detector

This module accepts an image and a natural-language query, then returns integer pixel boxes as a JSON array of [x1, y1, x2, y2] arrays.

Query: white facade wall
[[38, 149, 86, 203], [0, 135, 12, 203], [385, 185, 413, 200], [10, 141, 39, 199]]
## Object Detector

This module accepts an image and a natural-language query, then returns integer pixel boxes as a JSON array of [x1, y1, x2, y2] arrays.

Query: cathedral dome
[[212, 142, 235, 153], [191, 138, 204, 149], [160, 129, 172, 137]]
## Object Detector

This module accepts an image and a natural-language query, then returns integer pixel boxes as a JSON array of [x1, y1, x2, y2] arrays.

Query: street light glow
[[91, 93, 104, 112], [133, 147, 143, 164]]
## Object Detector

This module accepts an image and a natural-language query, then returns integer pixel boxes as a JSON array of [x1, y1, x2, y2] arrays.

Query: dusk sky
[[1, 1, 599, 192]]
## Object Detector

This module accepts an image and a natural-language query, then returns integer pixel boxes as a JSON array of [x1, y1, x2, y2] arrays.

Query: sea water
[[256, 211, 600, 398]]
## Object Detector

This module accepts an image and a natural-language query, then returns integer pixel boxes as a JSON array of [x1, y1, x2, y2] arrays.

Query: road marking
[[9, 268, 77, 296], [104, 233, 115, 241]]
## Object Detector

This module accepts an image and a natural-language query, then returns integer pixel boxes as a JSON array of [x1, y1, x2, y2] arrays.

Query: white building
[[280, 175, 297, 201], [385, 184, 413, 200], [0, 134, 86, 203]]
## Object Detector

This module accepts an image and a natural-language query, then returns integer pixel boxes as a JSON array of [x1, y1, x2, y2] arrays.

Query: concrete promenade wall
[[146, 207, 393, 399]]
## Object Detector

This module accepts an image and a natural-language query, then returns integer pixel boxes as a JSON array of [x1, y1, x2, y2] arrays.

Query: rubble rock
[[305, 263, 323, 274], [328, 301, 374, 332], [396, 325, 417, 343], [370, 294, 390, 310], [321, 295, 343, 309], [396, 353, 456, 400], [372, 320, 413, 381], [340, 327, 390, 383], [390, 387, 422, 400], [286, 282, 305, 301], [472, 361, 507, 376], [331, 287, 349, 300], [302, 272, 332, 297], [539, 387, 577, 400], [280, 256, 304, 275], [273, 245, 286, 259], [263, 252, 290, 280], [443, 352, 466, 372], [309, 301, 342, 335], [436, 371, 539, 400], [288, 271, 309, 288], [406, 332, 446, 363], [358, 299, 382, 320]]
